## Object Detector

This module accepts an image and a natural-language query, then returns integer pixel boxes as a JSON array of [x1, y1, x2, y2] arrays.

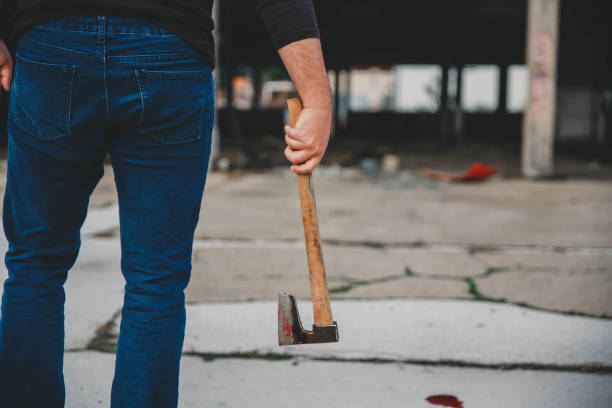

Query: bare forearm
[[277, 38, 332, 174], [278, 38, 331, 111]]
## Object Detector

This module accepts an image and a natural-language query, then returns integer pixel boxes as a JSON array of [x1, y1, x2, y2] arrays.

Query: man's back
[[1, 0, 320, 68]]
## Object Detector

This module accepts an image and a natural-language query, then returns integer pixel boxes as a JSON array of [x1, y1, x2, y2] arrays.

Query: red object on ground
[[426, 394, 464, 408], [419, 162, 497, 182]]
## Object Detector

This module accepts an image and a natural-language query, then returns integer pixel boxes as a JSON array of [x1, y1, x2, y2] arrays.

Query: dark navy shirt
[[0, 0, 320, 67]]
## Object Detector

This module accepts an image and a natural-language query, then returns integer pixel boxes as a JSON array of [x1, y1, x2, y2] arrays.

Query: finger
[[284, 146, 312, 164], [285, 133, 304, 150], [284, 146, 312, 165], [291, 156, 321, 174], [0, 64, 12, 92], [284, 125, 302, 141]]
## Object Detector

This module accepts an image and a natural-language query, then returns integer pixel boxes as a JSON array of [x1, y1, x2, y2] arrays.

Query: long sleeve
[[253, 0, 320, 50]]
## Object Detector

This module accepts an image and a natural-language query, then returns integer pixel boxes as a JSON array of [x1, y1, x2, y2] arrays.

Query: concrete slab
[[387, 248, 488, 277], [475, 252, 612, 270], [88, 165, 118, 208], [187, 247, 308, 303], [2, 166, 612, 248], [195, 171, 612, 247], [186, 244, 610, 315], [183, 300, 612, 366], [1, 236, 610, 355], [1, 166, 611, 373], [196, 173, 303, 241], [64, 238, 125, 349], [332, 276, 470, 299], [186, 247, 307, 303], [186, 246, 409, 303], [64, 351, 612, 408], [65, 352, 114, 407], [476, 267, 612, 317], [81, 204, 120, 237]]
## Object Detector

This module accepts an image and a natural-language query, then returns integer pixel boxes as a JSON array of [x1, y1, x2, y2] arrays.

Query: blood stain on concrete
[[426, 394, 463, 408]]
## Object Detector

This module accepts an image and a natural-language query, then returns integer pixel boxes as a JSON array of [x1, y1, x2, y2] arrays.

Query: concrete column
[[440, 64, 449, 110], [333, 68, 340, 137], [440, 64, 450, 142], [210, 1, 221, 166], [497, 64, 508, 113], [454, 65, 464, 142], [521, 0, 560, 178], [344, 67, 352, 131], [253, 66, 262, 109]]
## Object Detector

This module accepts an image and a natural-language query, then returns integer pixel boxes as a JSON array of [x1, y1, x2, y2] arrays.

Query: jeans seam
[[15, 54, 76, 72], [66, 68, 75, 133], [103, 43, 110, 121], [33, 27, 91, 34], [22, 35, 101, 60], [135, 70, 147, 127], [110, 32, 176, 37], [109, 53, 199, 62], [136, 70, 203, 79], [32, 29, 175, 37]]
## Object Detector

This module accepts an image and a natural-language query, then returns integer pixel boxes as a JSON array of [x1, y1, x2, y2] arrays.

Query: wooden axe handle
[[287, 98, 334, 326]]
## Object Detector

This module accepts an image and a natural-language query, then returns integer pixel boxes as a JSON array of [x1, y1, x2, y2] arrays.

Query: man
[[0, 0, 331, 406]]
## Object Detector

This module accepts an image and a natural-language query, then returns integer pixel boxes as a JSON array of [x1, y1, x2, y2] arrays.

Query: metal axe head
[[278, 293, 339, 346]]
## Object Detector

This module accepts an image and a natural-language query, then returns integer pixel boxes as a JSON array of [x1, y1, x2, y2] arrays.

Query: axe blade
[[278, 293, 339, 346]]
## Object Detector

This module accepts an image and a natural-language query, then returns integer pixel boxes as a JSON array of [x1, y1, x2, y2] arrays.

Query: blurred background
[[0, 0, 611, 406], [207, 0, 612, 178], [1, 0, 611, 176]]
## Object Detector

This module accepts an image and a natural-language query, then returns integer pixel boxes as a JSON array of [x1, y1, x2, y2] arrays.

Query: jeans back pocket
[[10, 54, 76, 140], [135, 69, 208, 144]]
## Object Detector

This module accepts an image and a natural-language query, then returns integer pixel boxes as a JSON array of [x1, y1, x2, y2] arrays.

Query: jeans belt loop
[[97, 15, 106, 45]]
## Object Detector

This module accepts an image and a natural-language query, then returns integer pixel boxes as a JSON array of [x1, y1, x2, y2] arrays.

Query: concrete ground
[[0, 163, 611, 407], [65, 352, 612, 408]]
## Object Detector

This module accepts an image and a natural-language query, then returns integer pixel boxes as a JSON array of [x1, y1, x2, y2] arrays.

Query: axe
[[278, 98, 339, 346]]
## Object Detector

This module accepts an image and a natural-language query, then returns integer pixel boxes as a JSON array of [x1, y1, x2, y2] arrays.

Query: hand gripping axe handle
[[278, 98, 339, 346]]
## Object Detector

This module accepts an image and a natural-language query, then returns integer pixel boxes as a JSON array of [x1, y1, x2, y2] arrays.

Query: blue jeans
[[0, 15, 214, 407]]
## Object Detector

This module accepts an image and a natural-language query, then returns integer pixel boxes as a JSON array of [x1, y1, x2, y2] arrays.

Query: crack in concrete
[[79, 297, 612, 371], [462, 267, 509, 303], [419, 266, 509, 282], [323, 239, 612, 255], [86, 309, 121, 353], [180, 351, 612, 374], [202, 237, 612, 255], [81, 258, 611, 366], [329, 268, 415, 294], [183, 351, 294, 362], [408, 266, 612, 320], [95, 235, 612, 255], [329, 265, 612, 320], [65, 348, 612, 374], [464, 276, 506, 303]]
